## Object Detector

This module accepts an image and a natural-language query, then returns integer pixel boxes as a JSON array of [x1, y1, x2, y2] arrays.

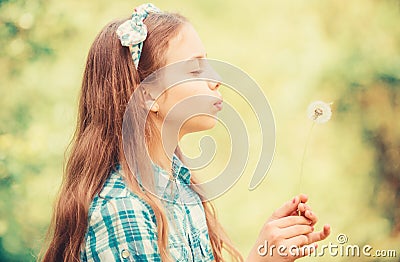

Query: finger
[[283, 234, 310, 249], [298, 203, 305, 213], [283, 243, 318, 259], [301, 243, 318, 257], [282, 236, 317, 258], [306, 224, 331, 243], [280, 224, 314, 239], [303, 203, 311, 211], [298, 203, 312, 213], [304, 209, 318, 226], [297, 243, 318, 258], [270, 196, 301, 219], [270, 215, 313, 228], [297, 203, 307, 216], [298, 193, 308, 204]]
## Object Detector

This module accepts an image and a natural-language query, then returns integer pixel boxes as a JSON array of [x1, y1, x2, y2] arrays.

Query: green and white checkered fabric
[[80, 154, 215, 261]]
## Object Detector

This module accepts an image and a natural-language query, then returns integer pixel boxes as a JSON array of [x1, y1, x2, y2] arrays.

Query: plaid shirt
[[80, 154, 215, 261]]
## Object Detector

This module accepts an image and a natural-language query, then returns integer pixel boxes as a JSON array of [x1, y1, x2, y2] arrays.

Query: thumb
[[270, 196, 300, 220]]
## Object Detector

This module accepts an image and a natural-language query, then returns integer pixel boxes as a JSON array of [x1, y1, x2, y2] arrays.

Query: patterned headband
[[116, 3, 161, 68]]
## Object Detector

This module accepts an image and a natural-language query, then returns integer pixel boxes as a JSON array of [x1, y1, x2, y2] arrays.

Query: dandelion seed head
[[307, 100, 332, 124]]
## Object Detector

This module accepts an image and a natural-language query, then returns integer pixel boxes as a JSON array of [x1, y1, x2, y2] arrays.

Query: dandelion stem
[[298, 121, 315, 195]]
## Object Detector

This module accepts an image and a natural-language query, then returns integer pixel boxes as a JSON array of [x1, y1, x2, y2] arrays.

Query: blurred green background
[[1, 0, 399, 261]]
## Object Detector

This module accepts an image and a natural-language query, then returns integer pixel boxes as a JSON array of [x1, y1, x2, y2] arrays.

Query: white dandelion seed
[[298, 100, 334, 205], [307, 101, 333, 124]]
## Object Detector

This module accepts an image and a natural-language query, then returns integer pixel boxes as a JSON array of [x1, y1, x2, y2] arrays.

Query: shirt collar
[[170, 154, 191, 184], [115, 155, 192, 202], [152, 154, 192, 201]]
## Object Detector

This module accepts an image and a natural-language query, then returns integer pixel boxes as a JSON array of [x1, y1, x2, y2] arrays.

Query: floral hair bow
[[116, 3, 161, 68]]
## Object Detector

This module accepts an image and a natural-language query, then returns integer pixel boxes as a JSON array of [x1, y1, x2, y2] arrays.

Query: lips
[[213, 100, 223, 111]]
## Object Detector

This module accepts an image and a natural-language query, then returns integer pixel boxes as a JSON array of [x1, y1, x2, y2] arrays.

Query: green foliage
[[1, 0, 75, 260], [1, 0, 399, 261]]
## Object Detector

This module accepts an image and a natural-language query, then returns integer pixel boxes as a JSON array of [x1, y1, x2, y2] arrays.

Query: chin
[[185, 115, 218, 133]]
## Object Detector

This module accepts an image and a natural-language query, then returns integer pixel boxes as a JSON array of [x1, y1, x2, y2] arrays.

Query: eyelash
[[190, 70, 203, 75]]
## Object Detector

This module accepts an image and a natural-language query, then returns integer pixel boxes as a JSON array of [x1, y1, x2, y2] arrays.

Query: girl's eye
[[190, 69, 203, 75]]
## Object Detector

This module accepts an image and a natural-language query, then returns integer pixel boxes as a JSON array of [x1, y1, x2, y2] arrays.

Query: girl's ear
[[145, 100, 159, 113], [143, 89, 160, 113]]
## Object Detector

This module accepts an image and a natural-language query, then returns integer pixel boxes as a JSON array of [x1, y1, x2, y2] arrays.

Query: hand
[[293, 194, 331, 247], [246, 194, 331, 262]]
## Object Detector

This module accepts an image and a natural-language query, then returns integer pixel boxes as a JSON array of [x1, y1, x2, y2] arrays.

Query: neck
[[148, 117, 185, 174]]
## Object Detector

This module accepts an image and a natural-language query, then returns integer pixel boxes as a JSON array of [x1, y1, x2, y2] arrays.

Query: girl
[[41, 3, 330, 262]]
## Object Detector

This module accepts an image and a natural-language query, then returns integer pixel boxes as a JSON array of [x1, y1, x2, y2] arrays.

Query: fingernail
[[292, 197, 296, 204], [311, 226, 314, 231]]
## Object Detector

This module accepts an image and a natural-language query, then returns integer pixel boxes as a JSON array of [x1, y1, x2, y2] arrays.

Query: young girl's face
[[152, 23, 222, 138]]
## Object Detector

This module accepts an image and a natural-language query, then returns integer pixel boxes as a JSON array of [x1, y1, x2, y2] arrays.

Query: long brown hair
[[40, 12, 243, 262]]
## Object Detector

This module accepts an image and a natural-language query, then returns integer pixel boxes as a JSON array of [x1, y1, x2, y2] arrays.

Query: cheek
[[157, 81, 220, 134], [168, 81, 206, 100], [164, 82, 197, 106], [159, 82, 214, 117]]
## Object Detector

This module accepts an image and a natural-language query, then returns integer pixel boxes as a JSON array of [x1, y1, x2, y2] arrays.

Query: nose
[[205, 62, 222, 90], [208, 81, 221, 91]]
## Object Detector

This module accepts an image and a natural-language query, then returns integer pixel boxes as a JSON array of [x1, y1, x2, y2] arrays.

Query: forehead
[[164, 23, 206, 65]]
